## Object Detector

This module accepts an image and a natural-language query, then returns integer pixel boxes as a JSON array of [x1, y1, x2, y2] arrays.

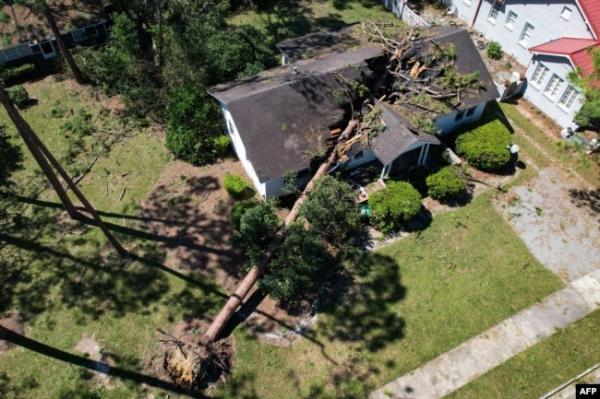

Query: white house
[[440, 0, 600, 129], [208, 28, 499, 198]]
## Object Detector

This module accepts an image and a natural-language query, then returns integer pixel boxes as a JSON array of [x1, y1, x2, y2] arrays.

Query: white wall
[[452, 0, 479, 25], [524, 54, 584, 128], [470, 0, 593, 66], [221, 106, 268, 198], [343, 149, 379, 169], [435, 102, 487, 134]]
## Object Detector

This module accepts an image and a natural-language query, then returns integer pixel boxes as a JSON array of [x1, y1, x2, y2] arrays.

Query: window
[[505, 11, 518, 30], [466, 106, 476, 117], [72, 28, 86, 42], [519, 23, 535, 47], [560, 6, 572, 20], [558, 86, 579, 109], [488, 6, 499, 23], [545, 74, 564, 99], [455, 110, 465, 121], [531, 63, 549, 87]]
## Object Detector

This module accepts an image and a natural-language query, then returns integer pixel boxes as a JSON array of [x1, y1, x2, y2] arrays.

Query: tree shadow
[[319, 253, 406, 352], [569, 187, 600, 223], [0, 125, 23, 185], [0, 325, 205, 398]]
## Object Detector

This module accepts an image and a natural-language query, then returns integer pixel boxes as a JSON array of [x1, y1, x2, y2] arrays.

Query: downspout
[[470, 0, 484, 28]]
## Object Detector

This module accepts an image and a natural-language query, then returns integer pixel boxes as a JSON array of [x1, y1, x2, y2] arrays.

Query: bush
[[369, 181, 422, 233], [230, 200, 259, 230], [7, 85, 30, 108], [426, 166, 467, 201], [60, 108, 94, 137], [223, 173, 252, 199], [487, 41, 503, 60], [456, 120, 511, 171], [214, 134, 232, 158], [0, 63, 36, 85]]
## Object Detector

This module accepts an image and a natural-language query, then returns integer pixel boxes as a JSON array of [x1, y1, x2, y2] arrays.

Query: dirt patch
[[494, 166, 600, 282], [513, 99, 563, 139], [0, 312, 24, 355], [74, 334, 115, 389]]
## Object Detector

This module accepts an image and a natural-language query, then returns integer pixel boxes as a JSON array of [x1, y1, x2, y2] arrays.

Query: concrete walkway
[[371, 270, 600, 399]]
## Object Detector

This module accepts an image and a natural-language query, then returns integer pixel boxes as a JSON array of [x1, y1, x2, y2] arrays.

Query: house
[[0, 1, 107, 67], [434, 0, 600, 129], [208, 28, 499, 198]]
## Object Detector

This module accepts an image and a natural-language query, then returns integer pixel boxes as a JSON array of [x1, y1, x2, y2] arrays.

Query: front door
[[40, 40, 56, 59]]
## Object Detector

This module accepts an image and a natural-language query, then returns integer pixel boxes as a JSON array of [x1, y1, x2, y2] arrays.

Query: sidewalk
[[371, 270, 600, 399]]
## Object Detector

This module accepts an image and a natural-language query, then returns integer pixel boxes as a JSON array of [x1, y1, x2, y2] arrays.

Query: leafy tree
[[260, 223, 333, 302], [235, 201, 279, 267], [300, 175, 360, 247], [570, 48, 600, 130]]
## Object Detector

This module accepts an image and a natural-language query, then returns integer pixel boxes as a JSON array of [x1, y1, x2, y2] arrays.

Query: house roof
[[371, 104, 440, 166], [208, 47, 384, 182], [576, 0, 600, 39], [530, 38, 600, 76], [275, 24, 362, 63], [425, 28, 500, 107]]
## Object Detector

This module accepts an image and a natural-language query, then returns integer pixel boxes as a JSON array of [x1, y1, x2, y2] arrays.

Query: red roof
[[529, 38, 599, 55], [577, 0, 600, 39], [571, 44, 600, 76]]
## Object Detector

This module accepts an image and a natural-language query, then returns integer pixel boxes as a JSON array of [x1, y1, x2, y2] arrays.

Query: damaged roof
[[371, 104, 440, 165], [208, 46, 383, 182]]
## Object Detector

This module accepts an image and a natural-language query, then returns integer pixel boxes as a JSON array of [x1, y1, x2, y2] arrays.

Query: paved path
[[371, 270, 600, 399]]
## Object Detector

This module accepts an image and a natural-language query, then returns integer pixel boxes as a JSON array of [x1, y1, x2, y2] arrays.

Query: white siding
[[524, 55, 584, 128], [343, 149, 378, 169], [221, 106, 268, 198], [435, 102, 487, 134], [471, 0, 593, 66]]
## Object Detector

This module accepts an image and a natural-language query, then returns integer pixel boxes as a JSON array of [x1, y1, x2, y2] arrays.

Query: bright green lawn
[[448, 309, 600, 399]]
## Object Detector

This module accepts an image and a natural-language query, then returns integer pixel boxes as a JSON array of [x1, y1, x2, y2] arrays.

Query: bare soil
[[0, 311, 24, 355], [74, 334, 114, 389]]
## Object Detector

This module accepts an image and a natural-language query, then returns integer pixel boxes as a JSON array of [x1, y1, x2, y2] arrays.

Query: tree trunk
[[200, 119, 359, 344], [44, 8, 86, 84], [0, 85, 127, 258]]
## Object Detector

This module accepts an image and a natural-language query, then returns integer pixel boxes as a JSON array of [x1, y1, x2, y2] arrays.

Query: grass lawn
[[225, 193, 563, 398], [448, 309, 600, 399], [500, 102, 600, 187]]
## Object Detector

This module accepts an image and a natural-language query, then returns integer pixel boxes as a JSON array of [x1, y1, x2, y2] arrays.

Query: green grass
[[448, 309, 600, 399], [224, 194, 563, 398], [500, 102, 600, 187]]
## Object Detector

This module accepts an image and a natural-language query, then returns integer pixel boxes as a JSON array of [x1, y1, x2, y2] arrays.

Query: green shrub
[[214, 134, 232, 158], [230, 200, 259, 230], [426, 166, 467, 201], [369, 181, 422, 233], [223, 173, 252, 199], [0, 63, 36, 84], [236, 201, 279, 267], [7, 85, 29, 108], [456, 120, 512, 171], [487, 41, 503, 60]]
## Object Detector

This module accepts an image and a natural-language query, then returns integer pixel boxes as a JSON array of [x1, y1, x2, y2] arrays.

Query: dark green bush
[[487, 41, 502, 60], [230, 200, 259, 230], [7, 85, 29, 108], [456, 120, 512, 171], [236, 201, 279, 267], [369, 181, 422, 233], [223, 173, 252, 199], [426, 166, 467, 201], [0, 63, 36, 85]]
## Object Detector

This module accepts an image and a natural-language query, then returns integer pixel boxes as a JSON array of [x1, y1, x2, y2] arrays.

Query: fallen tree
[[200, 119, 359, 344]]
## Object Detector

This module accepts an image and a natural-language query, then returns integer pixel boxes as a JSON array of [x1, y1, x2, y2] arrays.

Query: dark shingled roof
[[426, 28, 500, 107], [208, 47, 383, 182], [275, 24, 362, 63], [371, 104, 440, 165]]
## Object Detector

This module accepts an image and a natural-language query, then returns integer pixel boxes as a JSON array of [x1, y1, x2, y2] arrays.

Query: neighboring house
[[0, 20, 108, 66], [208, 28, 499, 198], [438, 0, 600, 129]]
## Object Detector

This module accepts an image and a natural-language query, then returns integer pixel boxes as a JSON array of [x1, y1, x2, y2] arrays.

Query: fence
[[380, 0, 431, 27]]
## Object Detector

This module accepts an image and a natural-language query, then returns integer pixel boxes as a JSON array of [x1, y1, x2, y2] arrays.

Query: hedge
[[230, 200, 259, 230], [7, 85, 30, 108], [223, 173, 252, 199], [456, 120, 512, 172], [369, 181, 422, 233], [426, 166, 467, 201], [0, 63, 36, 85]]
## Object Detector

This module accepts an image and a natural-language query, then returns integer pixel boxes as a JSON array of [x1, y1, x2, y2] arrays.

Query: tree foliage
[[300, 175, 360, 247], [260, 223, 333, 302], [570, 48, 600, 130], [369, 181, 421, 233], [235, 201, 279, 267]]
